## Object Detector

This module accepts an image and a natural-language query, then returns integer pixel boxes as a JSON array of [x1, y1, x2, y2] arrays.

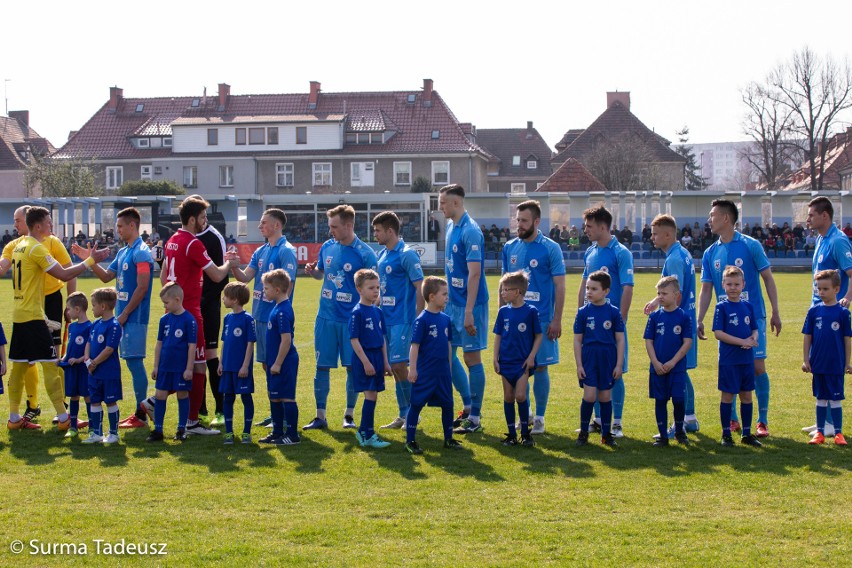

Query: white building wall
[[172, 122, 343, 153]]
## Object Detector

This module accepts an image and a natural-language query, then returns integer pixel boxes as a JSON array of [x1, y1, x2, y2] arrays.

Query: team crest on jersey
[[529, 259, 538, 268], [97, 334, 105, 343], [518, 322, 527, 332], [603, 320, 612, 330], [328, 271, 346, 289], [832, 321, 840, 331], [385, 265, 392, 274], [268, 322, 273, 330], [175, 329, 184, 338], [75, 336, 85, 345], [714, 259, 721, 271], [673, 325, 682, 335], [452, 244, 458, 253], [269, 263, 275, 270], [234, 328, 243, 337], [122, 262, 129, 271], [344, 263, 352, 272], [744, 316, 750, 325], [510, 255, 518, 265], [325, 256, 333, 266], [600, 266, 609, 274], [735, 258, 743, 267], [818, 255, 824, 263]]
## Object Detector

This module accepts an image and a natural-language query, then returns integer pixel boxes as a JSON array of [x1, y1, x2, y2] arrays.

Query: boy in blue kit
[[405, 276, 463, 454], [148, 283, 197, 442], [802, 269, 850, 446], [82, 288, 123, 445], [61, 292, 93, 438], [350, 269, 393, 448], [713, 266, 762, 447], [218, 282, 257, 445], [493, 271, 542, 447], [574, 270, 625, 447], [261, 269, 300, 445], [644, 276, 693, 446]]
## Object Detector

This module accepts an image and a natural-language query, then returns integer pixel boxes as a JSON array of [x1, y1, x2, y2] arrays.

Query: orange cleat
[[56, 417, 72, 431], [808, 432, 825, 445], [730, 420, 742, 433], [8, 417, 42, 430], [835, 433, 848, 446], [755, 422, 769, 438], [118, 415, 147, 429], [76, 420, 89, 429]]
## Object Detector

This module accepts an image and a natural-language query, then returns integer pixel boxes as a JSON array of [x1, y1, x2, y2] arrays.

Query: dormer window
[[527, 160, 537, 169], [512, 155, 521, 166], [138, 138, 150, 148]]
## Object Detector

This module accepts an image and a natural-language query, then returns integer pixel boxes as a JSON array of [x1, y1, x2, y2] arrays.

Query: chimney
[[459, 122, 476, 143], [218, 83, 230, 111], [9, 110, 29, 126], [526, 121, 534, 139], [108, 86, 123, 112], [606, 91, 630, 110], [309, 81, 321, 110], [422, 78, 433, 107]]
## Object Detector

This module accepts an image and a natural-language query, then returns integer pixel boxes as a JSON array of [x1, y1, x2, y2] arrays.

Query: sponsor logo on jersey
[[322, 289, 332, 300], [382, 296, 396, 306], [451, 277, 464, 288], [336, 292, 352, 303]]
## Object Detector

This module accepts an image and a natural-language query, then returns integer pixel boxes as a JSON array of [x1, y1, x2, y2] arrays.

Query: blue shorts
[[718, 364, 755, 394], [386, 324, 413, 364], [255, 324, 268, 364], [89, 377, 122, 404], [535, 319, 559, 367], [813, 374, 845, 401], [120, 322, 148, 360], [63, 363, 88, 398], [314, 317, 353, 368], [649, 371, 687, 401], [499, 362, 530, 384], [267, 353, 298, 399], [410, 376, 453, 408], [352, 348, 386, 393], [219, 370, 255, 395], [581, 344, 617, 391], [755, 318, 767, 360], [155, 371, 192, 392], [446, 302, 488, 352]]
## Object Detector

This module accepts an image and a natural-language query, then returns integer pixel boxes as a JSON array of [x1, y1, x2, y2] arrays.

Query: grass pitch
[[0, 272, 849, 566]]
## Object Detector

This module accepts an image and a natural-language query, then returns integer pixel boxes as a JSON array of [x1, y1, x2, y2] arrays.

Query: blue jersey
[[221, 311, 257, 373], [712, 299, 757, 366], [502, 231, 565, 321], [701, 231, 771, 318], [573, 302, 625, 347], [582, 236, 634, 307], [445, 212, 489, 307], [157, 311, 198, 373], [266, 299, 297, 367], [643, 307, 693, 374], [662, 242, 697, 320], [378, 240, 424, 326], [813, 224, 852, 305], [492, 303, 542, 366], [0, 322, 5, 346], [317, 237, 378, 323], [66, 321, 93, 360], [107, 237, 154, 325], [349, 303, 386, 350], [802, 302, 852, 375], [88, 317, 122, 380], [248, 236, 298, 322], [411, 310, 452, 380]]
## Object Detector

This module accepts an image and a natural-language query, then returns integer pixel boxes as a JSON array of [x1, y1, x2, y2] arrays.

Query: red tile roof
[[534, 158, 607, 192], [779, 127, 852, 191], [0, 115, 55, 170]]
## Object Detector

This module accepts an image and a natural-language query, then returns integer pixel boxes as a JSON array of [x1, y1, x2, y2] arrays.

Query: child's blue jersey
[[493, 303, 541, 365], [88, 317, 122, 380], [317, 237, 378, 323], [573, 302, 625, 346], [266, 299, 297, 367], [349, 303, 386, 350], [802, 302, 852, 374], [445, 212, 489, 307], [712, 299, 757, 366], [107, 237, 154, 325], [502, 231, 566, 321], [812, 224, 852, 305], [248, 236, 298, 322], [701, 231, 771, 318], [157, 311, 198, 373], [411, 310, 452, 380], [221, 311, 257, 373], [643, 307, 693, 374], [582, 236, 634, 307], [66, 321, 93, 360], [377, 240, 424, 326]]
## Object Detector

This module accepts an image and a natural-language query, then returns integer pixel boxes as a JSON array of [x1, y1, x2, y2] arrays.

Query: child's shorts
[[718, 364, 755, 395], [155, 371, 192, 392], [63, 363, 88, 398], [813, 374, 845, 401], [267, 354, 298, 399], [649, 371, 687, 401], [410, 376, 453, 408], [89, 377, 122, 404], [499, 362, 529, 385], [219, 370, 254, 395], [351, 347, 386, 393], [581, 345, 617, 390]]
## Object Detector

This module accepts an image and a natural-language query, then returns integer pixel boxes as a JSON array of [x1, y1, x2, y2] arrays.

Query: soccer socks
[[345, 367, 358, 412], [720, 402, 733, 436], [673, 399, 686, 434], [284, 401, 298, 438], [441, 404, 454, 441], [125, 357, 148, 408], [189, 371, 206, 421], [314, 368, 331, 412], [611, 379, 625, 421], [829, 401, 843, 432], [223, 393, 236, 434], [242, 394, 254, 433], [395, 380, 412, 418], [504, 402, 516, 437], [42, 361, 66, 419], [468, 363, 486, 419], [24, 363, 39, 409], [406, 404, 424, 444], [655, 399, 668, 439], [360, 398, 376, 439], [89, 405, 103, 436], [740, 402, 754, 436], [270, 400, 285, 437], [154, 398, 167, 432], [684, 373, 696, 417], [207, 358, 223, 415], [533, 368, 550, 418], [580, 399, 594, 433], [518, 399, 530, 437], [107, 404, 119, 435], [816, 401, 828, 433], [177, 396, 189, 430], [755, 372, 770, 424], [451, 351, 472, 408], [600, 401, 613, 436], [69, 399, 80, 425]]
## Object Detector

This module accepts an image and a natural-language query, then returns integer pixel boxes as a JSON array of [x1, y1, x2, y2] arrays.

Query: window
[[526, 160, 537, 169], [296, 127, 307, 144], [219, 165, 234, 188], [106, 166, 123, 190], [141, 165, 153, 180], [511, 183, 526, 194], [276, 163, 294, 187], [235, 128, 246, 145], [183, 166, 197, 188], [138, 138, 150, 148], [313, 162, 332, 186], [407, 94, 416, 103], [238, 200, 248, 237], [135, 104, 144, 113], [431, 161, 449, 185], [431, 130, 440, 139], [351, 162, 374, 187], [393, 162, 411, 186], [191, 98, 200, 107], [512, 155, 521, 166], [267, 127, 279, 145], [163, 137, 172, 147], [208, 128, 218, 146], [249, 128, 265, 145], [154, 166, 162, 175]]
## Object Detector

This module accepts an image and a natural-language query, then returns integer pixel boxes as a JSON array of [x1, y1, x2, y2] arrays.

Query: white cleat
[[186, 422, 221, 435], [81, 433, 104, 444], [612, 424, 624, 438], [530, 418, 545, 435], [802, 424, 818, 433], [103, 433, 120, 444], [380, 417, 405, 429]]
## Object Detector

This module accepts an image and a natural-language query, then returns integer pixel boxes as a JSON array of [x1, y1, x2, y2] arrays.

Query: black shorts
[[44, 290, 64, 346], [201, 300, 222, 351], [10, 320, 58, 362]]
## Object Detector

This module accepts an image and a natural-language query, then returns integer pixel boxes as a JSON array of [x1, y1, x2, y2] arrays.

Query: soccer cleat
[[76, 420, 89, 429], [223, 433, 234, 445], [612, 424, 624, 438], [730, 420, 742, 433], [81, 433, 104, 444], [173, 429, 188, 442], [835, 433, 848, 446], [502, 433, 518, 446], [381, 417, 405, 429], [146, 430, 165, 442], [209, 413, 225, 427], [258, 434, 282, 444], [103, 433, 120, 444], [405, 441, 424, 454], [601, 433, 618, 447], [720, 434, 735, 447], [255, 416, 273, 427], [802, 424, 818, 434], [453, 418, 483, 434], [755, 422, 770, 438], [302, 417, 328, 430], [808, 432, 825, 445], [685, 420, 700, 433], [140, 399, 156, 421], [23, 404, 41, 422], [354, 431, 365, 445], [530, 417, 545, 435], [590, 420, 602, 433], [653, 437, 669, 447], [51, 402, 70, 424], [452, 410, 470, 428], [576, 431, 589, 446], [64, 428, 79, 439], [186, 422, 220, 436], [674, 431, 690, 446], [342, 415, 357, 429], [741, 435, 763, 447], [443, 438, 463, 449], [361, 434, 391, 448], [8, 417, 42, 430], [521, 434, 535, 447], [279, 435, 301, 445], [56, 417, 72, 431], [241, 433, 252, 444], [118, 415, 147, 429]]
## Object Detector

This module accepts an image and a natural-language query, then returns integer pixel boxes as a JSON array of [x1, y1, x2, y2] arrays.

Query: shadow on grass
[[416, 432, 505, 481], [66, 439, 131, 467], [271, 435, 336, 473], [7, 430, 67, 466], [487, 432, 596, 479]]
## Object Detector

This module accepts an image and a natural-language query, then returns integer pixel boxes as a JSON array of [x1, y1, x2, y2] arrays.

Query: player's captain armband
[[136, 262, 151, 274]]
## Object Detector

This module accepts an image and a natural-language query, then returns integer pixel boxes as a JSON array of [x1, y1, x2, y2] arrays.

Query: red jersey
[[163, 229, 213, 312]]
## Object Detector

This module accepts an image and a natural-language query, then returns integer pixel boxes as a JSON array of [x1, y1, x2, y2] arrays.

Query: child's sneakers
[[601, 433, 618, 447], [530, 417, 545, 435], [302, 417, 328, 430], [729, 420, 742, 433], [653, 437, 669, 447], [405, 441, 424, 454], [64, 428, 78, 439], [835, 432, 848, 446], [453, 418, 483, 434], [223, 433, 235, 445], [241, 433, 252, 444], [103, 433, 120, 444], [8, 417, 41, 430], [342, 415, 357, 429], [209, 413, 225, 427], [361, 434, 391, 448], [118, 415, 147, 429], [612, 424, 624, 438], [56, 417, 72, 431], [674, 431, 690, 446], [381, 417, 405, 430], [720, 434, 735, 447], [808, 432, 826, 445], [452, 410, 470, 428], [140, 399, 156, 421], [146, 430, 164, 442], [741, 435, 762, 447], [443, 438, 463, 449], [173, 428, 188, 442], [81, 433, 104, 444], [755, 422, 770, 438], [576, 431, 589, 446], [501, 433, 518, 446], [520, 434, 535, 447]]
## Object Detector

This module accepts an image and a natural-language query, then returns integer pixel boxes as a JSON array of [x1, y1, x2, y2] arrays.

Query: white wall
[[172, 122, 343, 153]]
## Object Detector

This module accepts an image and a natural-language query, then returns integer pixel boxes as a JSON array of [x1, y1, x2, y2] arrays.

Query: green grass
[[0, 272, 849, 566]]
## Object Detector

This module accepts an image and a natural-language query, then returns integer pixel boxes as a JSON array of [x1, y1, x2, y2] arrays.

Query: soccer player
[[218, 282, 257, 445], [5, 207, 108, 431], [502, 199, 565, 434], [73, 207, 154, 429], [438, 184, 490, 435], [60, 292, 93, 438], [81, 288, 123, 445], [303, 205, 378, 431], [577, 206, 633, 437], [574, 270, 625, 447], [643, 214, 700, 437], [372, 211, 424, 430], [644, 276, 693, 446], [698, 199, 781, 438]]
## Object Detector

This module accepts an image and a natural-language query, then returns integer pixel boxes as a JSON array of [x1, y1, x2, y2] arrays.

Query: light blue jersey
[[813, 224, 852, 305], [378, 239, 424, 326], [107, 237, 154, 325], [701, 231, 770, 318], [445, 212, 489, 307], [248, 236, 298, 323], [662, 242, 698, 369], [316, 237, 378, 323], [502, 231, 565, 321], [582, 236, 634, 307]]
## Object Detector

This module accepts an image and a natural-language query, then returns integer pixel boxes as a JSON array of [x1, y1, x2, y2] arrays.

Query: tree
[[674, 126, 707, 190], [739, 82, 797, 191], [585, 136, 664, 192], [411, 176, 432, 193], [24, 155, 101, 198], [117, 179, 185, 196]]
